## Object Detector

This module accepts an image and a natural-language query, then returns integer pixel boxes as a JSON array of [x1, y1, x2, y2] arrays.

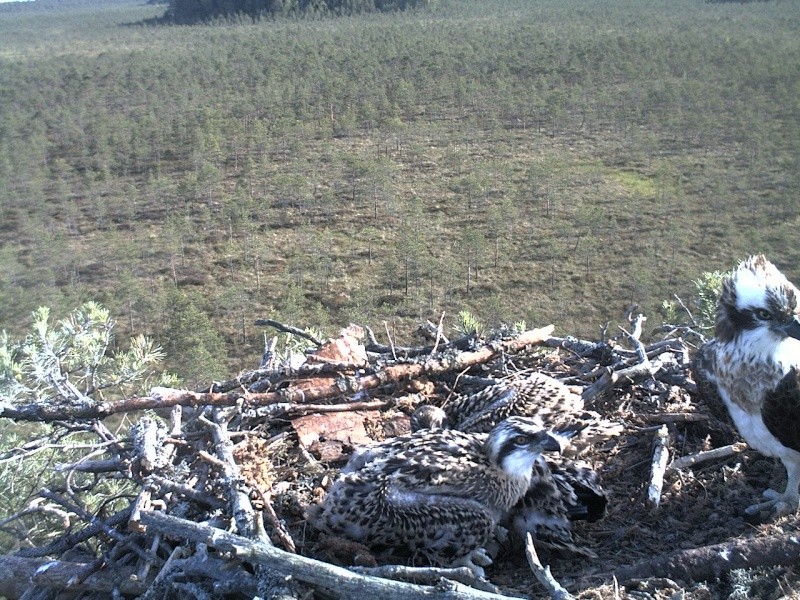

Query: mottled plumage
[[411, 372, 621, 453], [692, 254, 800, 516], [307, 417, 563, 576], [510, 458, 606, 557], [410, 372, 617, 557]]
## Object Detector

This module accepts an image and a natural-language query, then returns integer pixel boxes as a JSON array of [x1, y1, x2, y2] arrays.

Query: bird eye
[[755, 308, 772, 321], [512, 435, 529, 446]]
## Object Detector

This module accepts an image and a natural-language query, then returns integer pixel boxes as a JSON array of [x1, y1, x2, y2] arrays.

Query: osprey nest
[[1, 318, 799, 600]]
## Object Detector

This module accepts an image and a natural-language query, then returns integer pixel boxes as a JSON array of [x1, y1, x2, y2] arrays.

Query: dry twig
[[524, 533, 574, 600], [667, 442, 748, 471], [646, 425, 670, 509]]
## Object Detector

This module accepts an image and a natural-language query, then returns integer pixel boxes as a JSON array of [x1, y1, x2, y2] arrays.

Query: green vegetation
[[0, 302, 172, 550], [163, 0, 433, 24], [1, 0, 799, 380]]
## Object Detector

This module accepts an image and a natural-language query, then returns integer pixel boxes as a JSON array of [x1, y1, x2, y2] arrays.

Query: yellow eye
[[755, 308, 772, 320], [512, 435, 528, 446]]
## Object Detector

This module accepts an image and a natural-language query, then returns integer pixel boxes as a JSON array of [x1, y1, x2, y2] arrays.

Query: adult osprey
[[693, 254, 800, 516]]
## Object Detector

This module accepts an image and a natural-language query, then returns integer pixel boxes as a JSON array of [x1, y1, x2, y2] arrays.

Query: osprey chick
[[410, 372, 617, 556], [694, 254, 800, 517], [411, 372, 622, 454], [307, 417, 563, 577]]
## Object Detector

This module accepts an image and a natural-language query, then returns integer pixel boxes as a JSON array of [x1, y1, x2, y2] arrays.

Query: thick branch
[[646, 425, 670, 509], [254, 318, 324, 346], [140, 510, 523, 600], [0, 555, 151, 598], [614, 532, 800, 584]]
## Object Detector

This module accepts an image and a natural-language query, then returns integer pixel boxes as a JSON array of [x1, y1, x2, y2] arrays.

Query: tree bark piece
[[139, 510, 525, 600]]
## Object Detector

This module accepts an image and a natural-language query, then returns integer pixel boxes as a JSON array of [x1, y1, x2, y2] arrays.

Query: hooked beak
[[781, 317, 800, 341], [536, 431, 566, 454]]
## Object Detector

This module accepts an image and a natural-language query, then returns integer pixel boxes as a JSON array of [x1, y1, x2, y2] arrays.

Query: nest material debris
[[1, 321, 799, 600]]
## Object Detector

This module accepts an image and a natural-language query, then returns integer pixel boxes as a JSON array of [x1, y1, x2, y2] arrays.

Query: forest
[[162, 0, 433, 24], [1, 0, 799, 385]]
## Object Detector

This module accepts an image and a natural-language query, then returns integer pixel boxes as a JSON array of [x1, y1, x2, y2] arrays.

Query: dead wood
[[0, 325, 555, 422], [0, 555, 152, 598], [3, 314, 791, 599], [199, 408, 257, 538], [139, 510, 525, 600], [365, 324, 477, 357], [667, 442, 748, 471], [255, 318, 324, 346], [646, 425, 670, 508], [613, 531, 800, 584], [525, 533, 574, 600], [351, 565, 500, 594]]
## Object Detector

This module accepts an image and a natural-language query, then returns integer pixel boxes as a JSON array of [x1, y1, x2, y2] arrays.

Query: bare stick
[[645, 413, 709, 425], [646, 425, 670, 509], [146, 475, 226, 509], [383, 320, 398, 361], [255, 485, 297, 553], [254, 319, 323, 346], [0, 555, 151, 598], [667, 443, 747, 471], [430, 312, 448, 356], [352, 564, 499, 594], [128, 488, 152, 533], [15, 506, 132, 559], [524, 533, 574, 600], [199, 409, 257, 538]]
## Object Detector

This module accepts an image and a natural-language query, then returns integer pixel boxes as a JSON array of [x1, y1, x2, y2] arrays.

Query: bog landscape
[[1, 0, 799, 598]]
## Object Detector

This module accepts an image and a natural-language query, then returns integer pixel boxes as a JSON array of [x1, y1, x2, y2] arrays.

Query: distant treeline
[[164, 0, 431, 23]]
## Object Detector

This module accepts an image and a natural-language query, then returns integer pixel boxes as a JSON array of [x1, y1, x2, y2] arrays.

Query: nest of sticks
[[1, 318, 799, 600]]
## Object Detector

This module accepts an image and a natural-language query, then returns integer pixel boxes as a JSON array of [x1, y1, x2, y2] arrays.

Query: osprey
[[410, 372, 622, 454], [693, 254, 800, 516], [307, 417, 563, 577], [410, 372, 617, 555]]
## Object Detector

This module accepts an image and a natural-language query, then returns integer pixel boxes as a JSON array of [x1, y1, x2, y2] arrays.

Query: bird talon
[[495, 525, 509, 543], [453, 550, 491, 578], [471, 546, 494, 567], [745, 495, 800, 517]]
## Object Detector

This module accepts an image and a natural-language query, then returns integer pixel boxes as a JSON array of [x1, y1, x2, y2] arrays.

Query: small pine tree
[[161, 290, 227, 387], [0, 302, 176, 552]]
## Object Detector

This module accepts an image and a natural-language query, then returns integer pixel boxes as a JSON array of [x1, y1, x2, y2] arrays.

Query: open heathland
[[1, 0, 800, 383]]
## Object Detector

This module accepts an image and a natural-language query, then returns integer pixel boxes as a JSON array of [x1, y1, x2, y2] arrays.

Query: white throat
[[734, 327, 800, 374], [501, 450, 536, 482]]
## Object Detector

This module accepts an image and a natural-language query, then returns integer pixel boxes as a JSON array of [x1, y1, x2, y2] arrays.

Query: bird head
[[409, 405, 450, 431], [485, 416, 565, 479], [716, 254, 800, 345]]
